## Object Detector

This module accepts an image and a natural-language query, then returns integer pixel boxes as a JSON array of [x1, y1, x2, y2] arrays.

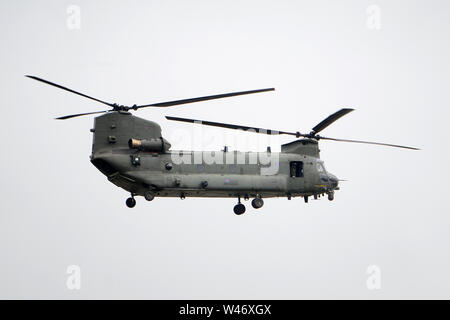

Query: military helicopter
[[26, 75, 419, 214]]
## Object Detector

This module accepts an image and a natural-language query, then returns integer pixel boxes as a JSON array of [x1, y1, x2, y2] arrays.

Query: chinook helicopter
[[26, 75, 419, 214]]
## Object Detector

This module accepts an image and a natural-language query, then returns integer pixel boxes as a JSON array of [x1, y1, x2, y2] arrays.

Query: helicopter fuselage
[[92, 150, 337, 199], [90, 112, 339, 202]]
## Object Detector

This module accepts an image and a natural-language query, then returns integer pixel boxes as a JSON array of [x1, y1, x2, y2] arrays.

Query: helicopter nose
[[328, 173, 339, 188]]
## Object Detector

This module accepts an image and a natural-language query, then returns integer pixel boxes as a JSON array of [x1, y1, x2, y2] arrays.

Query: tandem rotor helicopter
[[27, 75, 419, 215]]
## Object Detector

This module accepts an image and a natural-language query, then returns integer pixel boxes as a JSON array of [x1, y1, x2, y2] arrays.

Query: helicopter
[[26, 75, 419, 215]]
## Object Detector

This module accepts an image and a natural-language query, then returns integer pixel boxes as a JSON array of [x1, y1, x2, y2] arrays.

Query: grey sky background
[[0, 0, 449, 299]]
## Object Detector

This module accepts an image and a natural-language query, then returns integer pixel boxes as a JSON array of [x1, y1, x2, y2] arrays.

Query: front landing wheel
[[126, 197, 136, 208], [327, 192, 334, 201], [233, 203, 246, 215], [251, 198, 264, 209]]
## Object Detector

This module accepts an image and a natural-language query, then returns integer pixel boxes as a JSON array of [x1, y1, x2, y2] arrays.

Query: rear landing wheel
[[233, 203, 246, 215], [144, 190, 155, 201], [126, 197, 136, 208]]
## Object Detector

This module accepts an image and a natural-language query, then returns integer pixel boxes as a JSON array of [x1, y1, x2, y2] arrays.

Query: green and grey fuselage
[[90, 112, 339, 199]]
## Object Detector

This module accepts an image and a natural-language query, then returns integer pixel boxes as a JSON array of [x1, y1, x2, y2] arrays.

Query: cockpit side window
[[290, 161, 304, 177], [316, 162, 325, 173]]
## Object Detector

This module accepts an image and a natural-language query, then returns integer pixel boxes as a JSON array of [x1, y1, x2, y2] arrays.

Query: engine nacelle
[[128, 137, 171, 152]]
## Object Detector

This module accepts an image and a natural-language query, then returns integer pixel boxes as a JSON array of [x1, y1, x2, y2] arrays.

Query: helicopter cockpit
[[316, 160, 338, 188]]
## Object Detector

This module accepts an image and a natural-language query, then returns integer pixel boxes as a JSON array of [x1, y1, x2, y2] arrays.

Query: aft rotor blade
[[137, 88, 275, 108], [55, 110, 109, 120], [312, 108, 354, 134], [26, 75, 114, 108], [319, 136, 420, 150], [165, 116, 298, 136]]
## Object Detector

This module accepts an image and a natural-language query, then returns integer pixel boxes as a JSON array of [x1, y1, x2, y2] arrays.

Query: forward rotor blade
[[26, 75, 114, 108], [55, 110, 109, 120], [319, 136, 420, 150], [312, 108, 354, 134], [165, 116, 298, 136], [137, 88, 275, 108]]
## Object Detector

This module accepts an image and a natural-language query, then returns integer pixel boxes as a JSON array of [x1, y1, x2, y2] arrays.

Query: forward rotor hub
[[111, 104, 136, 112]]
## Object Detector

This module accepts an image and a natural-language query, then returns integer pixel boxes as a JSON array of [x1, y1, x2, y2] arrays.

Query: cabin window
[[290, 161, 304, 177]]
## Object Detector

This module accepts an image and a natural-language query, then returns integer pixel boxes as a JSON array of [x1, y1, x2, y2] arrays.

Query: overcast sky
[[1, 0, 449, 299]]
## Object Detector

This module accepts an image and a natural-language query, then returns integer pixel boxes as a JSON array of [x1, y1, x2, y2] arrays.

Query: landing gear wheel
[[126, 197, 136, 208], [327, 192, 334, 201], [304, 196, 309, 203], [251, 198, 264, 209], [144, 191, 155, 201], [233, 203, 246, 215]]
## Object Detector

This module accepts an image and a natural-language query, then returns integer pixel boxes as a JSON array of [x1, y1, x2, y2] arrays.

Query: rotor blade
[[165, 116, 298, 136], [319, 136, 420, 150], [55, 110, 109, 120], [26, 75, 114, 108], [137, 88, 275, 108], [312, 108, 354, 134]]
